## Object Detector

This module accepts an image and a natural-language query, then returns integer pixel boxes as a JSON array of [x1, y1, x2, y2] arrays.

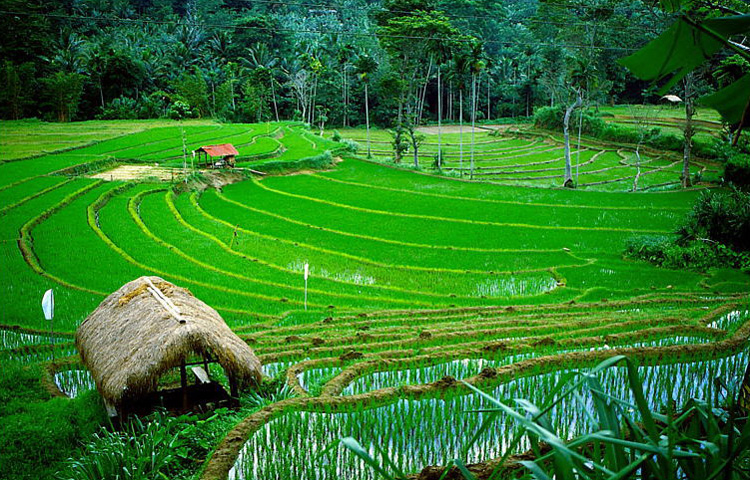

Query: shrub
[[724, 153, 750, 190], [97, 97, 139, 120], [57, 410, 188, 480], [533, 105, 605, 136], [678, 188, 750, 252], [625, 235, 748, 270], [167, 101, 193, 120], [626, 188, 750, 271], [340, 138, 359, 153]]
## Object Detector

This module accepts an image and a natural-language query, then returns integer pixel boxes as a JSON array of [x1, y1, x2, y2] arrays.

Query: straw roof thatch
[[76, 276, 261, 407]]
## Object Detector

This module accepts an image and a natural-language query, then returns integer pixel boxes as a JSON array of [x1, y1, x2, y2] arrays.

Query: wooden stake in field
[[229, 225, 239, 250], [303, 263, 309, 311], [42, 289, 54, 363]]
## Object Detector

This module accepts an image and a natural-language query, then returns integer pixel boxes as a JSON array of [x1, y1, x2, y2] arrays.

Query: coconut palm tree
[[467, 41, 486, 179], [354, 54, 378, 158], [447, 52, 471, 174], [245, 43, 281, 122]]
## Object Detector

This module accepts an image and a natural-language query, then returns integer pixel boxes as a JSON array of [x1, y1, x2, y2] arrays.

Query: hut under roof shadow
[[75, 276, 261, 417]]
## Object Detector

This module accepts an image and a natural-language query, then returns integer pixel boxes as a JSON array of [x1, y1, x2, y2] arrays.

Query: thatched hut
[[76, 276, 261, 416]]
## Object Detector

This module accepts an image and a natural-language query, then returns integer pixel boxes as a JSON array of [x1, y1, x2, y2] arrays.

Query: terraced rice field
[[1, 120, 747, 480], [336, 126, 720, 190]]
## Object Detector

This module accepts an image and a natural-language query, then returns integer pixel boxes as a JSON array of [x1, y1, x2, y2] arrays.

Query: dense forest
[[2, 0, 747, 127]]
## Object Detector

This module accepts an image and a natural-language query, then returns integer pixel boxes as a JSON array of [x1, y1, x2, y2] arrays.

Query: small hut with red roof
[[193, 144, 239, 168]]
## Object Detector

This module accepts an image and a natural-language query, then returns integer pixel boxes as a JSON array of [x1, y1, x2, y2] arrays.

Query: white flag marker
[[42, 289, 54, 320], [303, 263, 309, 311], [42, 289, 55, 362]]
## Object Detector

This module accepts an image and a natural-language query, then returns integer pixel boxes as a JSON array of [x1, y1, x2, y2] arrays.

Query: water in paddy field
[[708, 309, 749, 330], [230, 350, 749, 480], [54, 369, 96, 398], [0, 329, 66, 350], [287, 260, 375, 286], [341, 336, 713, 396], [262, 361, 294, 379], [298, 367, 343, 392], [472, 275, 558, 298]]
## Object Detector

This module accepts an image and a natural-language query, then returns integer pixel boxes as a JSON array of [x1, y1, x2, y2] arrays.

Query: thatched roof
[[75, 276, 261, 407]]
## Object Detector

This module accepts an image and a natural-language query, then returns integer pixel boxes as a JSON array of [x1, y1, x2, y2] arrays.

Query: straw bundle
[[75, 276, 261, 407]]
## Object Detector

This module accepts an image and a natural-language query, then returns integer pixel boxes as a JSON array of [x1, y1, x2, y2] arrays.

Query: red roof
[[195, 144, 239, 157]]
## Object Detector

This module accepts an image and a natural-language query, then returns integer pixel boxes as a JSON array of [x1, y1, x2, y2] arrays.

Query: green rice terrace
[[1, 119, 748, 480]]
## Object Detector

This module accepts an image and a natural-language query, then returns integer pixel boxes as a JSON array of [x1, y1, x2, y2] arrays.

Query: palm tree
[[447, 53, 471, 174], [428, 39, 453, 169], [467, 41, 486, 179], [355, 54, 378, 158], [245, 43, 281, 122]]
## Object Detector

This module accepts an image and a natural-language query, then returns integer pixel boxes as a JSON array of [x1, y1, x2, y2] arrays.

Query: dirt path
[[90, 165, 184, 181]]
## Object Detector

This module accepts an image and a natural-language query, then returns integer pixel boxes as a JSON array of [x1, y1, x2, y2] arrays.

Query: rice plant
[[232, 350, 748, 480], [54, 369, 96, 398]]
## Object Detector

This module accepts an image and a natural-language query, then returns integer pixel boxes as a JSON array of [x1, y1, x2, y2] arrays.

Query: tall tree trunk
[[412, 131, 419, 168], [417, 57, 433, 124], [341, 67, 346, 127], [271, 78, 279, 122], [470, 74, 477, 179], [459, 88, 464, 173], [310, 76, 318, 126], [437, 66, 442, 168], [486, 73, 490, 120], [563, 92, 583, 188], [682, 74, 695, 188], [211, 82, 216, 116], [526, 89, 530, 117], [365, 82, 371, 158]]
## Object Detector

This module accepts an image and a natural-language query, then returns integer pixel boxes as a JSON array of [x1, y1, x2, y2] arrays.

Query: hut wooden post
[[229, 376, 238, 399], [180, 360, 188, 411]]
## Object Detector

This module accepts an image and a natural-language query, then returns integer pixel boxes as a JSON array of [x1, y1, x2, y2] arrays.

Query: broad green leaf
[[340, 437, 395, 480], [619, 19, 725, 86], [620, 14, 750, 94], [659, 0, 683, 13], [700, 74, 750, 126]]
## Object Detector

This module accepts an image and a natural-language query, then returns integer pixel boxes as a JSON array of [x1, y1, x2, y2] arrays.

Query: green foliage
[[57, 410, 188, 480], [460, 356, 750, 480], [0, 363, 48, 417], [167, 101, 192, 120], [625, 234, 748, 271], [173, 68, 209, 118], [723, 152, 750, 190], [533, 106, 605, 136], [620, 11, 750, 129], [534, 106, 720, 157], [0, 389, 106, 480], [97, 96, 140, 120], [677, 188, 750, 252], [41, 72, 85, 122], [626, 188, 750, 271], [0, 61, 36, 120]]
